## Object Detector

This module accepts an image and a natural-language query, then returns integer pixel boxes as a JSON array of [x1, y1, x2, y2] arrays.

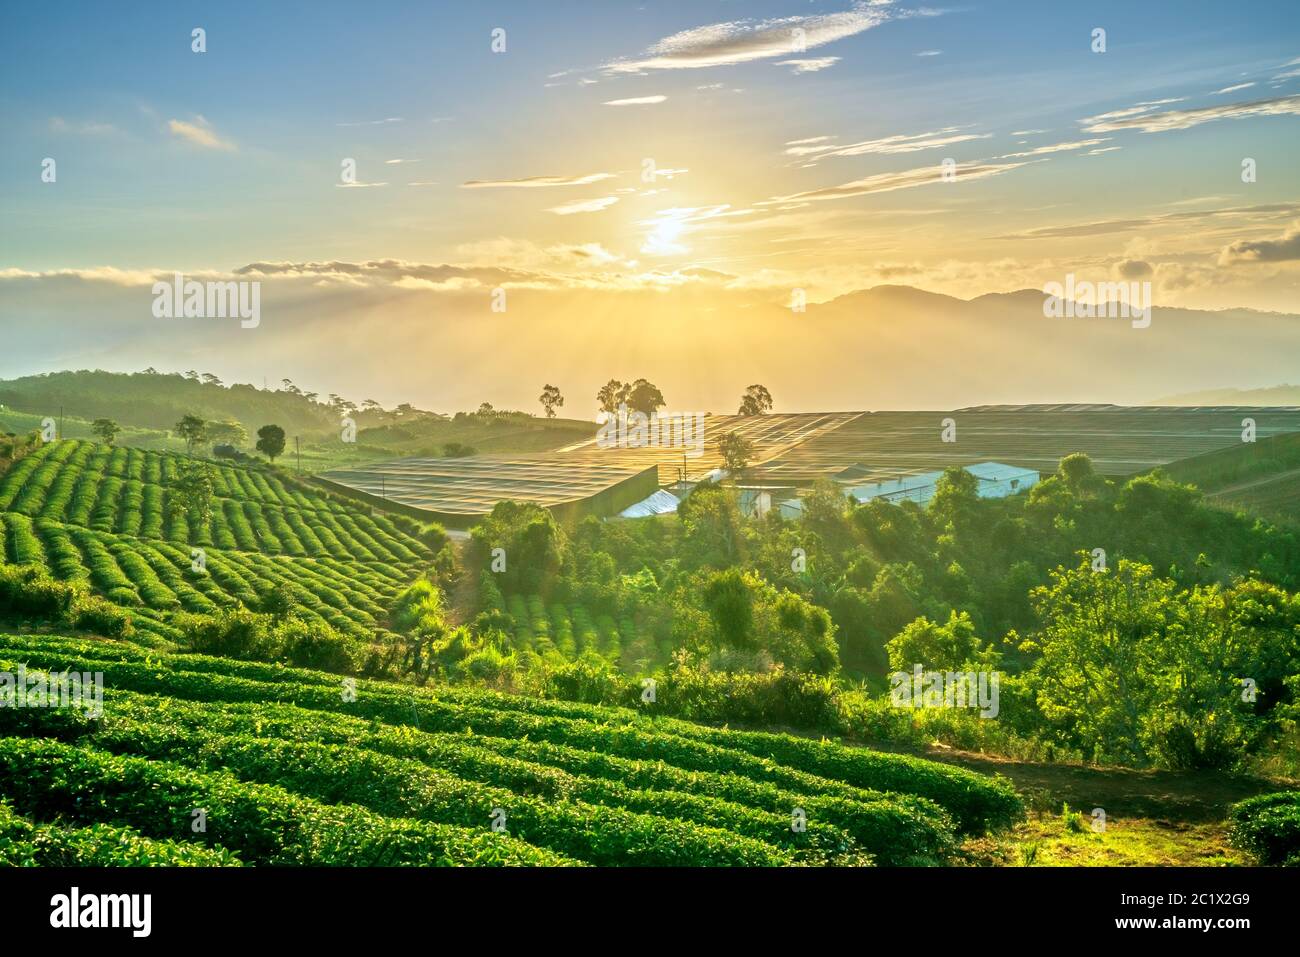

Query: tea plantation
[[0, 440, 1024, 865], [0, 440, 432, 646], [0, 632, 1024, 865]]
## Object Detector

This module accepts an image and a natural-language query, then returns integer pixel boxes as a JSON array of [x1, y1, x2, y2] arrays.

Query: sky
[[1, 1, 1298, 412]]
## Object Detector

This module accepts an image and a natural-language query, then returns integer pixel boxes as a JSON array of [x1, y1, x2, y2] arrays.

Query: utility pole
[[295, 435, 301, 473], [380, 474, 386, 500], [59, 405, 63, 441]]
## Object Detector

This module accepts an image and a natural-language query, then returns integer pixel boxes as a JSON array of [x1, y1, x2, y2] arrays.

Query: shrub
[[1229, 791, 1300, 865], [177, 609, 277, 660], [70, 595, 134, 639], [0, 564, 80, 618], [278, 619, 356, 673]]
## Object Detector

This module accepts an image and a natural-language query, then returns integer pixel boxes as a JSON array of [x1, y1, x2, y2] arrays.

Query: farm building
[[846, 461, 1039, 506], [618, 488, 681, 518]]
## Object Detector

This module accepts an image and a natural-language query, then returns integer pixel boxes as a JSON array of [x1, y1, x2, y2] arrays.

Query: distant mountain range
[[2, 281, 1296, 413], [1149, 385, 1300, 407]]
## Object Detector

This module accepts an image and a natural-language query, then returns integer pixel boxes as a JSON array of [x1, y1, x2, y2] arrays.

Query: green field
[[0, 440, 433, 644], [0, 632, 1021, 866], [1157, 432, 1300, 525], [2, 416, 1296, 869]]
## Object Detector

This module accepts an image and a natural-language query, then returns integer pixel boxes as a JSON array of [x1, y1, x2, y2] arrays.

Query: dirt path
[[914, 744, 1287, 823], [444, 540, 478, 627], [1211, 465, 1300, 498]]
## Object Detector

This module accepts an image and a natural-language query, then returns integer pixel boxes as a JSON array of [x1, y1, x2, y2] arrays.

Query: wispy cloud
[[335, 181, 388, 189], [546, 196, 620, 215], [602, 95, 667, 106], [1081, 94, 1300, 132], [385, 158, 419, 165], [336, 117, 404, 127], [915, 49, 942, 57], [999, 137, 1110, 159], [787, 127, 990, 160], [760, 161, 1026, 205], [167, 116, 235, 151], [601, 2, 901, 73], [995, 203, 1300, 240], [49, 117, 116, 135], [775, 56, 841, 74], [461, 172, 617, 189], [1272, 57, 1300, 81], [1211, 82, 1256, 95]]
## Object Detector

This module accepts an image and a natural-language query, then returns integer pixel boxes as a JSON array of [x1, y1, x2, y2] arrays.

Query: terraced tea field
[[0, 441, 433, 641], [0, 441, 430, 561], [0, 632, 1021, 866], [486, 590, 667, 669]]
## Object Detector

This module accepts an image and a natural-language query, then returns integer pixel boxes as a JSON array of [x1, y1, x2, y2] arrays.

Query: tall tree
[[718, 431, 755, 478], [207, 420, 248, 448], [596, 379, 624, 415], [539, 384, 564, 418], [174, 414, 207, 456], [256, 424, 286, 462], [165, 461, 214, 527], [738, 384, 774, 416], [91, 418, 121, 446], [622, 378, 666, 416]]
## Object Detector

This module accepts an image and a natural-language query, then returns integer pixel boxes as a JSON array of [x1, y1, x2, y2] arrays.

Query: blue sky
[[0, 1, 1297, 410], [3, 1, 1297, 275]]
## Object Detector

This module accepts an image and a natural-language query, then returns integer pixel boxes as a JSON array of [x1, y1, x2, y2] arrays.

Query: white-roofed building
[[617, 488, 681, 519], [846, 462, 1039, 506]]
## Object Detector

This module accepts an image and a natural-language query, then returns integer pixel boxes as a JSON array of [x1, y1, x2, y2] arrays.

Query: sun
[[641, 212, 689, 256]]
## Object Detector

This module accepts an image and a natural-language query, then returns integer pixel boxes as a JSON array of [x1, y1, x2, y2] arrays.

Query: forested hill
[[0, 370, 336, 436]]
